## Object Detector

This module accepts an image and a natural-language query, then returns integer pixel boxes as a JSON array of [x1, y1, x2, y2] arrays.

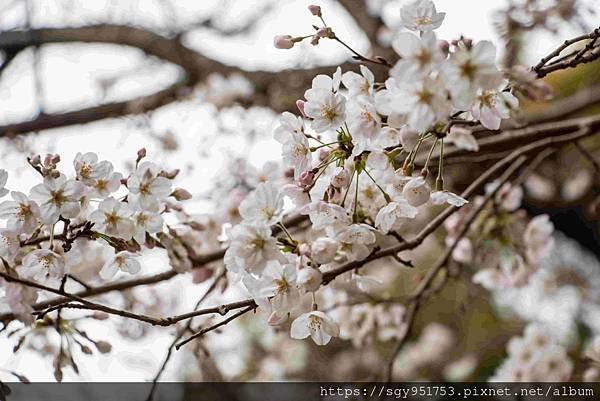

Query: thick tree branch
[[0, 24, 385, 137]]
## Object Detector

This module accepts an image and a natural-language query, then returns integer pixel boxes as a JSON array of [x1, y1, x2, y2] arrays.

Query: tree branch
[[0, 24, 386, 137]]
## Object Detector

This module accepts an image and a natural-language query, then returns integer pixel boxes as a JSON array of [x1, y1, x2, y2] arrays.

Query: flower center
[[51, 190, 67, 206], [17, 203, 31, 221], [250, 237, 265, 249], [274, 278, 289, 295], [308, 315, 323, 331], [321, 105, 337, 121], [261, 207, 275, 220], [415, 16, 433, 26], [80, 163, 93, 178], [479, 90, 497, 108]]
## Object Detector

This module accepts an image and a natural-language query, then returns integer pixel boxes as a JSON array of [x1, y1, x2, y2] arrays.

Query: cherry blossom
[[0, 229, 20, 262], [400, 0, 445, 32], [341, 65, 375, 97], [470, 86, 519, 130], [375, 200, 418, 234], [224, 223, 281, 274], [290, 310, 340, 345], [244, 261, 300, 316], [21, 249, 65, 283], [100, 251, 141, 280], [402, 176, 431, 207], [0, 192, 40, 234], [446, 126, 479, 151], [127, 161, 172, 212], [310, 237, 339, 264], [297, 267, 323, 292], [89, 197, 134, 240], [30, 174, 84, 224], [430, 191, 468, 207], [239, 182, 284, 225]]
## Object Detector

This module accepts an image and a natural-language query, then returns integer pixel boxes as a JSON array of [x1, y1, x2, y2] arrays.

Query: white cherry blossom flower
[[446, 126, 479, 151], [391, 31, 442, 80], [1, 282, 37, 324], [0, 169, 8, 198], [376, 77, 450, 132], [0, 229, 20, 262], [352, 273, 383, 293], [21, 249, 65, 282], [347, 98, 381, 154], [310, 237, 339, 264], [89, 197, 134, 239], [224, 223, 281, 275], [0, 191, 40, 234], [132, 210, 164, 244], [273, 112, 305, 144], [524, 214, 554, 264], [89, 167, 123, 198], [99, 251, 141, 280], [430, 190, 468, 207], [300, 201, 350, 231], [282, 183, 310, 211], [402, 176, 431, 206], [304, 88, 346, 133], [30, 174, 84, 224], [244, 261, 299, 315], [444, 41, 504, 109], [127, 162, 172, 212], [239, 182, 284, 225], [281, 131, 312, 179], [290, 310, 339, 345], [336, 224, 376, 262], [297, 267, 323, 292], [341, 65, 375, 97], [304, 68, 346, 132], [470, 87, 519, 130], [375, 200, 418, 234], [73, 152, 112, 185], [400, 0, 445, 32]]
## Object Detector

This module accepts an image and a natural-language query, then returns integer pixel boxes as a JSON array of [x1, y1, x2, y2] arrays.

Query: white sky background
[[0, 0, 596, 383]]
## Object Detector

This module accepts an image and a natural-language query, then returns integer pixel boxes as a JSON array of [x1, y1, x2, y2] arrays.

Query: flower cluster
[[0, 151, 186, 322], [219, 0, 524, 346], [490, 323, 573, 382]]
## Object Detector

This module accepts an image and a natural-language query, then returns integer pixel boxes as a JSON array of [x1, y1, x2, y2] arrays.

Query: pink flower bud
[[308, 5, 321, 16], [319, 148, 331, 161], [273, 35, 295, 49], [316, 27, 329, 38], [296, 99, 307, 117], [298, 170, 315, 188], [438, 40, 450, 55], [137, 148, 147, 159]]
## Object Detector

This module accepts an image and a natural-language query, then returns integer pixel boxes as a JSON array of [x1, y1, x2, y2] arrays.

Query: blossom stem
[[310, 141, 339, 151], [422, 139, 439, 174], [277, 222, 294, 243], [363, 168, 391, 203], [352, 171, 360, 223], [331, 35, 391, 68], [436, 138, 445, 191]]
